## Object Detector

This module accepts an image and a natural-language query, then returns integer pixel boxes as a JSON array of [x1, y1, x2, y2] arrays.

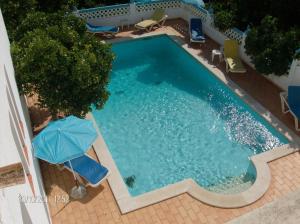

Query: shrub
[[245, 16, 299, 76], [14, 11, 86, 41], [213, 10, 235, 31], [206, 1, 237, 31]]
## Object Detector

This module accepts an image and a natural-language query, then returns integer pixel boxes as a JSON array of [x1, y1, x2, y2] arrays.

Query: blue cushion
[[64, 155, 109, 185], [288, 86, 300, 118], [292, 107, 300, 119], [190, 18, 205, 41], [86, 23, 119, 33], [191, 31, 205, 41]]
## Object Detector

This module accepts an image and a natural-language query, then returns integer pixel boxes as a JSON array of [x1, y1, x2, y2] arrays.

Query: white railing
[[77, 4, 130, 20], [224, 28, 244, 44], [75, 1, 253, 70], [76, 1, 244, 44], [136, 0, 181, 12], [75, 0, 182, 27], [76, 1, 244, 45], [182, 2, 208, 22]]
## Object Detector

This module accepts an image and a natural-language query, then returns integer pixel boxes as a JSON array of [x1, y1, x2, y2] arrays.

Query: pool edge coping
[[88, 31, 300, 214], [88, 112, 299, 214]]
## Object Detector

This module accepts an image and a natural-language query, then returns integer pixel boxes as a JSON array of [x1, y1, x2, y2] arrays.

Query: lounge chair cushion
[[86, 23, 119, 33], [64, 155, 109, 186], [135, 20, 156, 29], [135, 9, 166, 30], [224, 39, 239, 58], [191, 30, 205, 41], [226, 57, 246, 73], [224, 39, 246, 73], [288, 86, 300, 118], [190, 18, 205, 42]]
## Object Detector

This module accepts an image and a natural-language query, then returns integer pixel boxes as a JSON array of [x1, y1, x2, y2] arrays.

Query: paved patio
[[228, 189, 300, 224], [41, 150, 300, 224], [30, 19, 300, 223]]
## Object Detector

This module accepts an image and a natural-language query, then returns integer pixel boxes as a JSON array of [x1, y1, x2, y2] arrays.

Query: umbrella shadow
[[76, 185, 105, 204], [39, 160, 106, 217]]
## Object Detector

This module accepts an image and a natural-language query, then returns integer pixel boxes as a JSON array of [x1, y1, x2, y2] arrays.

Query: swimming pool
[[92, 35, 288, 196]]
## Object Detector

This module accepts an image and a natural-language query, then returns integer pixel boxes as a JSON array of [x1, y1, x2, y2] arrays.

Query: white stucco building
[[0, 10, 51, 224]]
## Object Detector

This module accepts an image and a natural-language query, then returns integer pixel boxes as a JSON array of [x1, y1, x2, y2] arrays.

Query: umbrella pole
[[68, 160, 87, 199], [68, 160, 79, 187]]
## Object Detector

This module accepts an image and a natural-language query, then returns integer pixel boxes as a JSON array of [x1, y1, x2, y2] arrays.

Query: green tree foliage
[[0, 0, 37, 38], [232, 0, 274, 30], [12, 12, 114, 117], [76, 0, 129, 9], [245, 16, 299, 76], [14, 11, 86, 41], [209, 0, 300, 31], [208, 0, 300, 75], [271, 0, 299, 29], [0, 0, 129, 39], [206, 0, 237, 31], [213, 10, 235, 31], [0, 0, 116, 117], [35, 0, 77, 12]]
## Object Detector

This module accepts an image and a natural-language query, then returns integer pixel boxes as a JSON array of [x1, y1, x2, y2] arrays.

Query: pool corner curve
[[87, 112, 299, 213]]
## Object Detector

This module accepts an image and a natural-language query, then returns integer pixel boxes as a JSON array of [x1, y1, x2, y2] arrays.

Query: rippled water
[[92, 35, 287, 196]]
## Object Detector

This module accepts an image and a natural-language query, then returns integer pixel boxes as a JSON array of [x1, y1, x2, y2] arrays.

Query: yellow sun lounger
[[224, 39, 246, 73], [135, 9, 167, 32]]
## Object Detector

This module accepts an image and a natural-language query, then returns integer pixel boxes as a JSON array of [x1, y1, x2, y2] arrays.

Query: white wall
[[257, 59, 300, 91], [80, 3, 183, 27], [0, 10, 51, 224]]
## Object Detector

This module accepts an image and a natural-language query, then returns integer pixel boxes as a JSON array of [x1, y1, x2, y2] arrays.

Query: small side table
[[211, 49, 223, 63]]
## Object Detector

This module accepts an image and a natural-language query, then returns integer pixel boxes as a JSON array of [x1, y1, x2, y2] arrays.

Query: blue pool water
[[93, 35, 288, 196]]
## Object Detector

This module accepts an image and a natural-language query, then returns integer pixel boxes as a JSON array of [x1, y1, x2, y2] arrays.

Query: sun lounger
[[189, 18, 205, 43], [86, 23, 119, 36], [135, 9, 167, 32], [224, 39, 246, 73], [280, 86, 300, 131], [64, 154, 110, 187]]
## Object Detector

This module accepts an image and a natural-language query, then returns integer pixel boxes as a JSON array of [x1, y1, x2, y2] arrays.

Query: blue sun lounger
[[64, 155, 110, 187], [86, 23, 119, 36], [280, 86, 300, 131], [189, 18, 205, 43]]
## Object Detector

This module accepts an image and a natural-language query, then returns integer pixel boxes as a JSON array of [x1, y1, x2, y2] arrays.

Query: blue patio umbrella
[[32, 115, 98, 198], [33, 115, 98, 164]]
